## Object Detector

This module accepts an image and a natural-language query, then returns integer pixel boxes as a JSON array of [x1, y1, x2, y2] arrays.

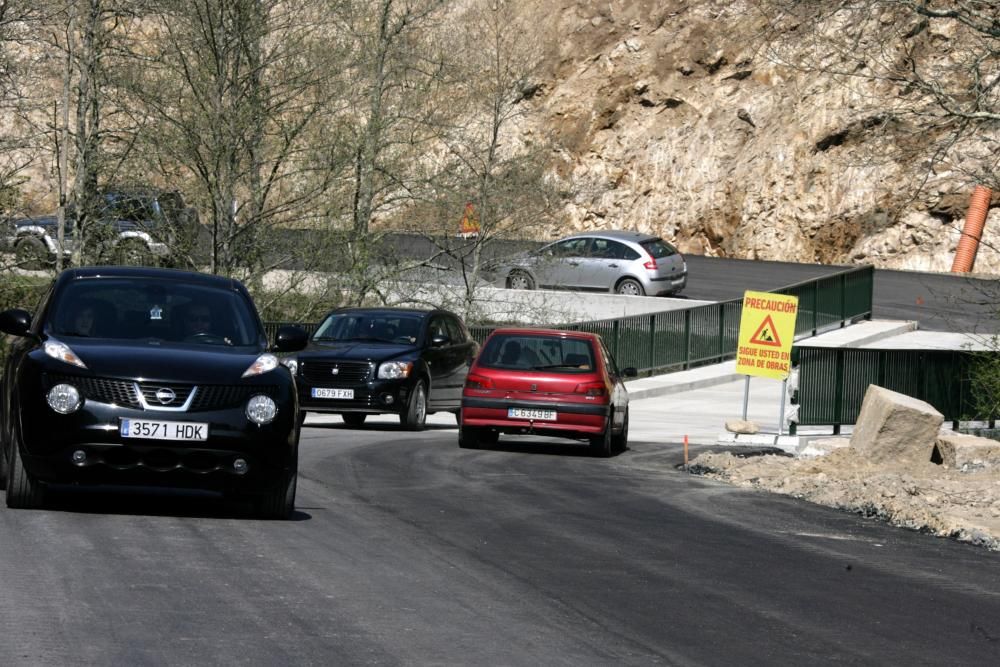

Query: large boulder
[[934, 433, 1000, 472], [850, 385, 944, 465]]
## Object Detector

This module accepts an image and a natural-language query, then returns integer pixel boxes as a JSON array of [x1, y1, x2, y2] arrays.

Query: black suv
[[287, 307, 479, 430], [5, 188, 200, 269]]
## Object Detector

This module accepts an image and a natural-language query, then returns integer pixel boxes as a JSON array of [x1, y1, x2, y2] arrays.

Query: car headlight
[[378, 361, 413, 380], [44, 339, 87, 369], [280, 357, 298, 375], [246, 395, 277, 425], [47, 383, 82, 414], [242, 353, 279, 378]]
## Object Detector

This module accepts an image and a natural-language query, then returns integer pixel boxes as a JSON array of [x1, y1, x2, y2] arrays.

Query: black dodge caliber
[[0, 266, 308, 518], [288, 307, 478, 429]]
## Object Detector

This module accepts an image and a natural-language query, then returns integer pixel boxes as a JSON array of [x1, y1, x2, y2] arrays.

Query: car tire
[[341, 413, 367, 427], [507, 270, 535, 290], [253, 436, 298, 520], [616, 278, 645, 297], [400, 380, 428, 431], [589, 413, 614, 458], [6, 426, 46, 509], [612, 408, 629, 453], [115, 238, 152, 267], [14, 236, 52, 271]]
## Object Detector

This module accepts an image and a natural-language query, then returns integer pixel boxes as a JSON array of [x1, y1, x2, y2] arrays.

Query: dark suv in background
[[285, 307, 478, 430], [5, 187, 200, 269]]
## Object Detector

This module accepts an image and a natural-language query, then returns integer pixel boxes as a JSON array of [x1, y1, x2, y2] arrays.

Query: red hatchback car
[[459, 328, 636, 456]]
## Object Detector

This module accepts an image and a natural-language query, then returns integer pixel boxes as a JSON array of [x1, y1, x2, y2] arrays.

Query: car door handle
[[568, 261, 579, 266], [608, 263, 619, 268]]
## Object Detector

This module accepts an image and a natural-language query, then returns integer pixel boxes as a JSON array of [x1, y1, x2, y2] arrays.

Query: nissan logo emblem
[[155, 388, 177, 404], [331, 367, 340, 375]]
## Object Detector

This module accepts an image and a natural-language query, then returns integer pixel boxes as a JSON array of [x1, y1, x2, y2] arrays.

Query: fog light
[[47, 383, 82, 414], [246, 395, 277, 425], [381, 393, 395, 405], [233, 458, 249, 475], [71, 449, 87, 466]]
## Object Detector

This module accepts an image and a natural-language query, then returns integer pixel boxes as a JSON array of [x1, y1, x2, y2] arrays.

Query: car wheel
[[401, 380, 428, 431], [342, 413, 367, 427], [616, 278, 645, 297], [612, 408, 629, 453], [6, 425, 46, 509], [115, 238, 152, 266], [14, 236, 52, 271], [254, 470, 297, 520], [589, 413, 614, 458], [507, 270, 535, 290]]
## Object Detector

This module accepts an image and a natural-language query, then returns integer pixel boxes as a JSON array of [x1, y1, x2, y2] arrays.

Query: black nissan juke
[[0, 266, 308, 518]]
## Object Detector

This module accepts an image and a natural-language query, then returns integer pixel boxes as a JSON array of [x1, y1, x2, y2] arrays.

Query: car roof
[[488, 327, 600, 341], [554, 230, 660, 244], [60, 266, 243, 290]]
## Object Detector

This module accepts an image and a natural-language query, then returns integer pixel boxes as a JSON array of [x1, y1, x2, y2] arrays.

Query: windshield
[[313, 312, 424, 344], [47, 277, 261, 347], [478, 334, 595, 372]]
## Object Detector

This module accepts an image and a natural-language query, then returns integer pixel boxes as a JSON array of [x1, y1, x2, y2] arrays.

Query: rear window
[[479, 334, 595, 373], [640, 238, 679, 259]]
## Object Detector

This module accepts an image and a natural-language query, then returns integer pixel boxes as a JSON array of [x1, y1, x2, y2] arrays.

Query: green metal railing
[[268, 264, 875, 378], [795, 346, 997, 432]]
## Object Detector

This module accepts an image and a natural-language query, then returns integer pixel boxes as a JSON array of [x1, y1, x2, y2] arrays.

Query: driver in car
[[182, 304, 214, 338]]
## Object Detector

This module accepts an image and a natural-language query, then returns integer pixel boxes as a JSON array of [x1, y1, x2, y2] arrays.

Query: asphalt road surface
[[2, 417, 998, 665]]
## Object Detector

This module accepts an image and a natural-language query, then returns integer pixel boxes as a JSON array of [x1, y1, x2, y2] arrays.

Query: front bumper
[[19, 389, 297, 494], [297, 377, 413, 415]]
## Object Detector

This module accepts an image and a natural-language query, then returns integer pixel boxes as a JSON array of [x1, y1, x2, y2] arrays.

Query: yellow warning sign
[[735, 291, 798, 380]]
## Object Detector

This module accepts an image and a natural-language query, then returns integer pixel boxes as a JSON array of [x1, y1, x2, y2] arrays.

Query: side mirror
[[430, 334, 451, 347], [0, 308, 32, 337], [273, 325, 308, 352], [621, 367, 638, 378]]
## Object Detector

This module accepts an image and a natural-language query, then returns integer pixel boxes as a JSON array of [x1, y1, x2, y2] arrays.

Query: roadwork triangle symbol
[[749, 315, 782, 347]]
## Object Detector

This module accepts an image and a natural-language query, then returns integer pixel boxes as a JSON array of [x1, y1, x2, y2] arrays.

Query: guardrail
[[266, 264, 875, 378], [795, 346, 997, 433]]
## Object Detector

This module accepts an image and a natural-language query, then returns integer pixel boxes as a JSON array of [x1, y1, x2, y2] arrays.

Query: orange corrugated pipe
[[951, 185, 993, 273]]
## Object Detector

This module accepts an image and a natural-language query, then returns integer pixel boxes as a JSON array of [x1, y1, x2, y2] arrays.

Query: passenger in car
[[500, 341, 522, 367]]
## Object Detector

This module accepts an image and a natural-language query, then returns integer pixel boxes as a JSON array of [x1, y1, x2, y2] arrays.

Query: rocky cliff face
[[515, 0, 1000, 275]]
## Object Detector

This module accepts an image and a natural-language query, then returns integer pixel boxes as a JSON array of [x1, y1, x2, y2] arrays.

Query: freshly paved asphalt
[[1, 416, 998, 665]]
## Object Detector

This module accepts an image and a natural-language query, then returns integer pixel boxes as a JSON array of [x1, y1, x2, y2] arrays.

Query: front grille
[[137, 382, 195, 408], [46, 374, 276, 412], [301, 360, 372, 384], [190, 385, 277, 411], [48, 374, 141, 408]]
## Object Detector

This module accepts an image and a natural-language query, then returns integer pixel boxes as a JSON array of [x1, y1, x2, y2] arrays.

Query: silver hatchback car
[[500, 231, 687, 297]]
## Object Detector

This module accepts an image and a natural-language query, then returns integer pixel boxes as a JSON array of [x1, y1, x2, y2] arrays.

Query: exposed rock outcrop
[[514, 0, 1000, 273]]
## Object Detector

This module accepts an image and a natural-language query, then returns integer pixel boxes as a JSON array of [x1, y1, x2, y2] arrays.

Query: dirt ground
[[688, 444, 1000, 552]]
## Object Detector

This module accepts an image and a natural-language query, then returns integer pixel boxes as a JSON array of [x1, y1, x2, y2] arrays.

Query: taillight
[[574, 381, 608, 397], [643, 258, 658, 270], [465, 373, 494, 390]]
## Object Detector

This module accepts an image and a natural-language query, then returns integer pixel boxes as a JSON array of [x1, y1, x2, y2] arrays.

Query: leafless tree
[[417, 0, 559, 320], [119, 0, 341, 283]]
